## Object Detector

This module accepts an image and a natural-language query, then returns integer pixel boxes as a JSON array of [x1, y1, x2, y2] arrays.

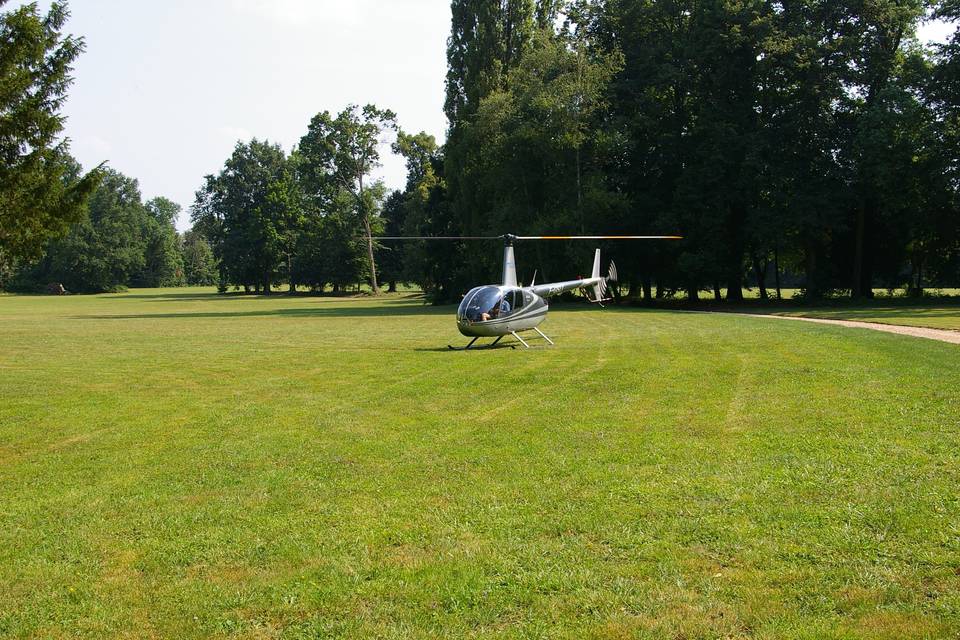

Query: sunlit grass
[[1, 288, 958, 638]]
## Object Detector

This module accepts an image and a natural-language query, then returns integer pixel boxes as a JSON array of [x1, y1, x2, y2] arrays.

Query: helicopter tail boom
[[529, 248, 615, 302]]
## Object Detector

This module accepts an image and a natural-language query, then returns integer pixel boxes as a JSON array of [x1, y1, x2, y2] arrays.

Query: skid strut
[[533, 327, 554, 345], [510, 331, 531, 349]]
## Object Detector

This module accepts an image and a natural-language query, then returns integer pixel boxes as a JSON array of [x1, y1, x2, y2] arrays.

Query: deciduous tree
[[298, 105, 397, 294]]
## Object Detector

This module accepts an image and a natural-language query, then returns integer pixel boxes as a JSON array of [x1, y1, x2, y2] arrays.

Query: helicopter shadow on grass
[[74, 294, 672, 322], [73, 303, 454, 321], [106, 291, 429, 303]]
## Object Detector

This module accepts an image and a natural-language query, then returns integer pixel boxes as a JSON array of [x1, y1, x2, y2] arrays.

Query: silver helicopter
[[379, 234, 681, 349]]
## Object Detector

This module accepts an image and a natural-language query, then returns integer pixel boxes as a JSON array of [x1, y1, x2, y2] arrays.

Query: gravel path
[[741, 313, 960, 345]]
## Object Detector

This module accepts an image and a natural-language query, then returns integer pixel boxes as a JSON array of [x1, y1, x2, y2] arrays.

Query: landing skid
[[447, 336, 515, 351], [448, 328, 555, 351]]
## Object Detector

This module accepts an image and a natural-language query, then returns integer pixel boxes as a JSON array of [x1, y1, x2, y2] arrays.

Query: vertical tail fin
[[586, 253, 617, 304], [590, 249, 606, 303]]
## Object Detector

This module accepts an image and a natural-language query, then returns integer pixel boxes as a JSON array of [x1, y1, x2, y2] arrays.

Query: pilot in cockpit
[[481, 295, 511, 322]]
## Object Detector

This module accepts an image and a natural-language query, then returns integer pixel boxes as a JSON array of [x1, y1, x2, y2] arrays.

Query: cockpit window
[[458, 286, 504, 322], [458, 287, 527, 323]]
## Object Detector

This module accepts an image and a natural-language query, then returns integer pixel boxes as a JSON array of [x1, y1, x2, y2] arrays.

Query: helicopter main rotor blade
[[369, 234, 684, 241], [372, 236, 500, 241], [514, 235, 683, 240]]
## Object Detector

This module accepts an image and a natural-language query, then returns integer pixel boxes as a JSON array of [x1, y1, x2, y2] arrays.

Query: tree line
[[10, 166, 217, 292], [3, 1, 960, 300], [431, 0, 960, 301], [187, 0, 960, 301]]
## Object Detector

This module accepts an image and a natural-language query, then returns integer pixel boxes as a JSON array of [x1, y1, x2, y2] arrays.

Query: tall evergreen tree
[[445, 0, 540, 262], [845, 0, 929, 298], [0, 1, 100, 284]]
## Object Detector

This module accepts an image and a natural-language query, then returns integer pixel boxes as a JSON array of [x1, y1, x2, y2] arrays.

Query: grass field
[[1, 288, 959, 639]]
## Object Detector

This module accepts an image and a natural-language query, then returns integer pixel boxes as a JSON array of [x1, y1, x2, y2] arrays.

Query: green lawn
[[1, 288, 958, 639]]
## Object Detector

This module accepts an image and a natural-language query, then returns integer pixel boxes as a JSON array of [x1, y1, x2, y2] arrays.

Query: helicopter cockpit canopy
[[458, 286, 528, 323], [458, 286, 503, 323]]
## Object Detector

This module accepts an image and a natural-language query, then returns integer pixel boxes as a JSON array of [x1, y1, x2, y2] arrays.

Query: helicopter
[[377, 234, 682, 349]]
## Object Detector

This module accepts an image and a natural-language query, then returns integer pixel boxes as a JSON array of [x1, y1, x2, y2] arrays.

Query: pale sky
[[8, 2, 956, 232], [14, 0, 452, 231]]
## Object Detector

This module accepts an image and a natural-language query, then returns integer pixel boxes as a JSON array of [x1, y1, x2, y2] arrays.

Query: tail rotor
[[585, 250, 618, 305]]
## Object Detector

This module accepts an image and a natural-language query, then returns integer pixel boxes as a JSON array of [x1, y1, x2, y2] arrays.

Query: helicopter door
[[495, 289, 522, 317], [507, 289, 524, 314]]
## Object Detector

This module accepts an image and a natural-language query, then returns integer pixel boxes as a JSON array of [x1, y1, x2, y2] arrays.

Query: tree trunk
[[726, 276, 744, 302], [288, 253, 295, 293], [752, 254, 768, 301], [688, 285, 699, 302], [642, 275, 652, 303], [388, 281, 397, 293], [804, 239, 820, 300], [726, 253, 745, 301], [356, 169, 380, 295], [263, 274, 271, 295], [713, 281, 722, 301], [363, 215, 380, 295], [774, 245, 782, 301], [852, 203, 865, 298], [910, 257, 924, 298]]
